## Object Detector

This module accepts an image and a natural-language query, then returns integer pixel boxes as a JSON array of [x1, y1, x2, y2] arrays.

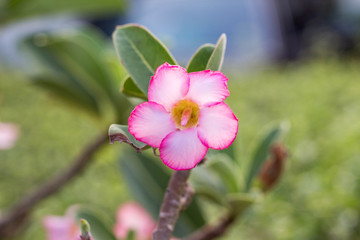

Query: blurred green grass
[[0, 0, 126, 25], [1, 59, 360, 239]]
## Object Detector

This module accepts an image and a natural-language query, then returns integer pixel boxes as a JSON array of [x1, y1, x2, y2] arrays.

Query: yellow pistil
[[171, 100, 200, 129]]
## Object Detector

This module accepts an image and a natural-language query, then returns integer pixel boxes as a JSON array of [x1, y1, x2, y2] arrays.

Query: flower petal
[[128, 102, 176, 148], [160, 128, 208, 170], [185, 70, 229, 106], [197, 102, 238, 150], [114, 202, 156, 240], [43, 216, 80, 240], [148, 63, 190, 111], [0, 123, 19, 150]]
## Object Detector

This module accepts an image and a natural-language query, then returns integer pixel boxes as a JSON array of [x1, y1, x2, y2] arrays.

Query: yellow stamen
[[171, 100, 200, 129]]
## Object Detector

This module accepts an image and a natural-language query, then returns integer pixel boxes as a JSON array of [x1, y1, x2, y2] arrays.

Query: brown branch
[[0, 132, 108, 238], [153, 170, 192, 240], [183, 213, 236, 240], [181, 183, 194, 211], [80, 236, 92, 240]]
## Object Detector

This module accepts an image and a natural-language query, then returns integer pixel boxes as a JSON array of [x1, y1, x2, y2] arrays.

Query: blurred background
[[1, 0, 360, 239]]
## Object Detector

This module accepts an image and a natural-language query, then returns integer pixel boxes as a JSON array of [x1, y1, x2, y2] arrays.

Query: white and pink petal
[[148, 63, 190, 111], [185, 70, 229, 106], [160, 128, 208, 170], [128, 102, 176, 148], [197, 102, 238, 150]]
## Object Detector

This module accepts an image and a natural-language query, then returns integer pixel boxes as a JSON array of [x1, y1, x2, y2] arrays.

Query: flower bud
[[259, 143, 287, 192], [80, 219, 91, 240]]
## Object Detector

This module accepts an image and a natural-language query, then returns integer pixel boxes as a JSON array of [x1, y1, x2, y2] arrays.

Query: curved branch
[[0, 131, 108, 238], [183, 213, 236, 240]]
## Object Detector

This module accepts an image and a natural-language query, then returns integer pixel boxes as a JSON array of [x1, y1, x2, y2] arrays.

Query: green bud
[[80, 218, 91, 239]]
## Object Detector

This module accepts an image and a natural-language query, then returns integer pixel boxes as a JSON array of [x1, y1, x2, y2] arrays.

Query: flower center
[[171, 100, 200, 129]]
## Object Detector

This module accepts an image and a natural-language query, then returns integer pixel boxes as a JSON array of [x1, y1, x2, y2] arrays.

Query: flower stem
[[153, 169, 192, 240]]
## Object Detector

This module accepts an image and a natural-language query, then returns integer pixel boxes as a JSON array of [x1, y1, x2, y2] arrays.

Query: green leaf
[[207, 141, 237, 162], [113, 24, 177, 95], [227, 193, 256, 215], [207, 155, 239, 192], [25, 28, 131, 122], [244, 124, 287, 191], [32, 74, 101, 115], [190, 166, 227, 206], [187, 43, 215, 72], [206, 34, 227, 71], [108, 124, 147, 150], [119, 149, 206, 237], [195, 185, 227, 206], [76, 209, 117, 240], [121, 76, 147, 100]]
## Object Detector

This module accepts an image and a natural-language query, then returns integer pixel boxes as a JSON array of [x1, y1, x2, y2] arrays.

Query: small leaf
[[121, 76, 147, 100], [76, 209, 117, 240], [195, 185, 227, 206], [190, 166, 227, 206], [227, 193, 256, 215], [244, 123, 288, 191], [207, 155, 239, 192], [206, 34, 227, 71], [207, 142, 237, 162], [108, 124, 147, 151], [187, 43, 215, 72], [113, 24, 177, 95]]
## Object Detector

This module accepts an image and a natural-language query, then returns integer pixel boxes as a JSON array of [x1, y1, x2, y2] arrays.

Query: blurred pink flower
[[0, 122, 19, 150], [43, 215, 80, 240], [114, 202, 156, 240], [128, 63, 238, 170]]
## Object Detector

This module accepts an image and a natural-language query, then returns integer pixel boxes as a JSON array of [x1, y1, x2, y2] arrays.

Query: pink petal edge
[[197, 102, 238, 150], [159, 128, 208, 170], [128, 101, 177, 148], [185, 70, 230, 107], [148, 63, 190, 111]]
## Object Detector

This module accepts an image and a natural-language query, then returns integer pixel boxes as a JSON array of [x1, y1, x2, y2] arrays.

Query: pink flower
[[43, 215, 80, 240], [0, 122, 19, 150], [114, 202, 156, 240], [128, 63, 238, 170]]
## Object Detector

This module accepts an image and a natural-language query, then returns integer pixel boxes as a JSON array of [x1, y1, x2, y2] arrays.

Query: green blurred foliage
[[0, 72, 129, 240], [226, 60, 360, 240], [1, 58, 360, 240], [24, 28, 132, 123], [0, 0, 126, 25]]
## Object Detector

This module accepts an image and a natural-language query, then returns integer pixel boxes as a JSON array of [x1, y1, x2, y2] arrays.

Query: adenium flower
[[114, 202, 156, 240], [43, 214, 81, 240], [128, 63, 238, 170], [0, 122, 19, 150]]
